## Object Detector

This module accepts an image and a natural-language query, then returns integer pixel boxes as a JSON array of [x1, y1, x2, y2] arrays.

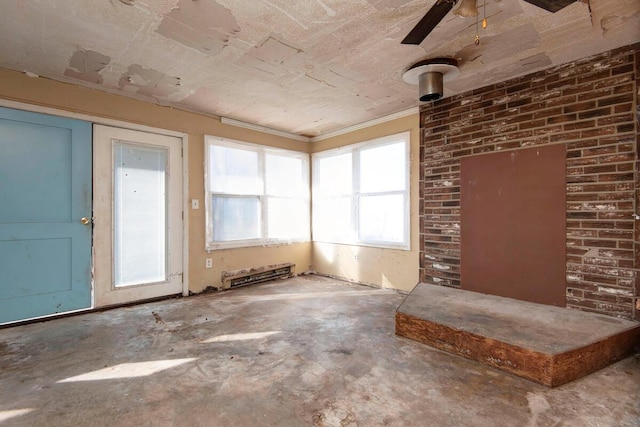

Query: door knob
[[81, 217, 90, 225]]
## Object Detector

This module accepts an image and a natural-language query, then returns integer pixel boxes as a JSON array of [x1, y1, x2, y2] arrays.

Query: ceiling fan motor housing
[[419, 72, 444, 102], [402, 58, 459, 103]]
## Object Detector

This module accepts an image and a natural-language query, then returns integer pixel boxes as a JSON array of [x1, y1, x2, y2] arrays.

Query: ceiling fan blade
[[522, 0, 577, 13], [402, 0, 457, 45]]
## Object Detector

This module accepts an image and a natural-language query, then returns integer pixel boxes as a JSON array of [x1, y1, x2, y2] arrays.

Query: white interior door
[[93, 125, 183, 307]]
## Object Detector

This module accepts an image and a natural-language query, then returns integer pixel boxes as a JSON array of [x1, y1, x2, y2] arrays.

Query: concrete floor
[[0, 275, 638, 426]]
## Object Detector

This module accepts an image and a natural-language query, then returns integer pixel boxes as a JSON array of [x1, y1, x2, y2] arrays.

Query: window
[[312, 132, 410, 249], [114, 142, 168, 286], [205, 136, 310, 249]]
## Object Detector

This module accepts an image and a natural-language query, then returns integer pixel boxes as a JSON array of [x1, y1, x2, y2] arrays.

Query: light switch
[[191, 199, 200, 209]]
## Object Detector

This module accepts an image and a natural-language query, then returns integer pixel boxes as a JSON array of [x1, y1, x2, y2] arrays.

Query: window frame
[[205, 135, 310, 251], [312, 131, 410, 250]]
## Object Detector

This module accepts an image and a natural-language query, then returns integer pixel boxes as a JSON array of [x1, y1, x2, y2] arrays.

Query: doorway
[[93, 125, 183, 307]]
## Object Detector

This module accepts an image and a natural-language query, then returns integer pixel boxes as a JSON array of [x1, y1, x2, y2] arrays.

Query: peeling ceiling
[[0, 0, 638, 137]]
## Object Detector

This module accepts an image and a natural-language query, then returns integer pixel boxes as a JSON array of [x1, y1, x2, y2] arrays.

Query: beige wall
[[0, 68, 311, 293], [310, 114, 421, 292], [0, 68, 418, 294]]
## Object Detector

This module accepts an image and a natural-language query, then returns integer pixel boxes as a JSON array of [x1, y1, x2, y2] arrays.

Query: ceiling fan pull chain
[[482, 0, 487, 29], [475, 3, 480, 45]]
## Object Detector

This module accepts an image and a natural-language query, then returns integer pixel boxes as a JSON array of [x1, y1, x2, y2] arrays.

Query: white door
[[93, 125, 183, 307]]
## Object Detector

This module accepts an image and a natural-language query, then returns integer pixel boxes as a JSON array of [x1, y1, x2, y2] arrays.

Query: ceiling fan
[[401, 0, 578, 45]]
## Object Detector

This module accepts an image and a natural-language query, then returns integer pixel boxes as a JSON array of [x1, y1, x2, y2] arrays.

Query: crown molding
[[220, 117, 311, 142], [310, 107, 419, 142], [222, 107, 419, 143]]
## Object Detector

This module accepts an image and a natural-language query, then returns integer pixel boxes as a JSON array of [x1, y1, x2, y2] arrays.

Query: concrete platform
[[396, 283, 640, 387]]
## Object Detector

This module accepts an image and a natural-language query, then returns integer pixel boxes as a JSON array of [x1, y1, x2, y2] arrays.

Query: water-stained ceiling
[[0, 0, 638, 137]]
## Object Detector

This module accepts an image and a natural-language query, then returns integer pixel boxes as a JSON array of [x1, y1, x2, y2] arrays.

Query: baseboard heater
[[221, 263, 295, 290]]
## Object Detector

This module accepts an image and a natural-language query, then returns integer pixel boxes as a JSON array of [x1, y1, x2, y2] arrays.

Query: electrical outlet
[[205, 258, 212, 268], [191, 199, 200, 209]]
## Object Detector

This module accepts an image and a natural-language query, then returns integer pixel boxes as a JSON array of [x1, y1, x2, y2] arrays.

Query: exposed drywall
[[157, 0, 240, 56], [0, 67, 311, 294], [118, 64, 181, 98], [64, 49, 110, 85], [310, 114, 421, 292]]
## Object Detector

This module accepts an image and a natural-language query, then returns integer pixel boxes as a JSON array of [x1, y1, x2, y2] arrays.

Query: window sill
[[312, 240, 410, 251], [206, 238, 310, 252]]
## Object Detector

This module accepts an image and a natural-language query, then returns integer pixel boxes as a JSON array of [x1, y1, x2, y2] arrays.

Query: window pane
[[316, 153, 352, 196], [266, 154, 305, 197], [313, 196, 352, 242], [212, 196, 260, 241], [209, 144, 261, 194], [360, 142, 406, 193], [267, 197, 309, 240], [114, 143, 167, 287], [359, 194, 405, 243]]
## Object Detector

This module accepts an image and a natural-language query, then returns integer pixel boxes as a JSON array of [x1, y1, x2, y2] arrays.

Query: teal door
[[0, 106, 92, 324]]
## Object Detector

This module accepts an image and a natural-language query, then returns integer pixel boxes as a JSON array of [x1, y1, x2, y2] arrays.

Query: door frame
[[93, 125, 184, 306], [0, 99, 190, 304]]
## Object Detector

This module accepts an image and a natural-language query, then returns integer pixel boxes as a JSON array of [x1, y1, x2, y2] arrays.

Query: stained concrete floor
[[0, 275, 639, 427]]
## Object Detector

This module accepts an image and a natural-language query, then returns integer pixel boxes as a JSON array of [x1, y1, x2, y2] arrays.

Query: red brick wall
[[635, 46, 640, 321], [419, 43, 639, 320]]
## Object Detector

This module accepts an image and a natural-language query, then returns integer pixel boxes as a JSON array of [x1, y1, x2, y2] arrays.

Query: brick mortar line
[[425, 115, 636, 135], [567, 284, 636, 290], [423, 146, 635, 163], [424, 99, 636, 122], [568, 297, 634, 304], [567, 293, 635, 300], [423, 109, 635, 127], [434, 120, 634, 135], [438, 139, 638, 155]]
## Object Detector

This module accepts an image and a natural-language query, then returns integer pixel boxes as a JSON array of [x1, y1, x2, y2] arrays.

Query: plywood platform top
[[397, 283, 639, 355]]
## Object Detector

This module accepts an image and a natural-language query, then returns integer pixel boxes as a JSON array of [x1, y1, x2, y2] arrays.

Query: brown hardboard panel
[[460, 144, 566, 306]]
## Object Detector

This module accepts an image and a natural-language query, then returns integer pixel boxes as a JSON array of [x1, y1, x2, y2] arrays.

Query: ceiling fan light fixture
[[452, 0, 478, 17]]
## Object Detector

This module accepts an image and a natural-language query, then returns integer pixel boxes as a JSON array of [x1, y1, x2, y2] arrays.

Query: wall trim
[[0, 98, 187, 138]]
